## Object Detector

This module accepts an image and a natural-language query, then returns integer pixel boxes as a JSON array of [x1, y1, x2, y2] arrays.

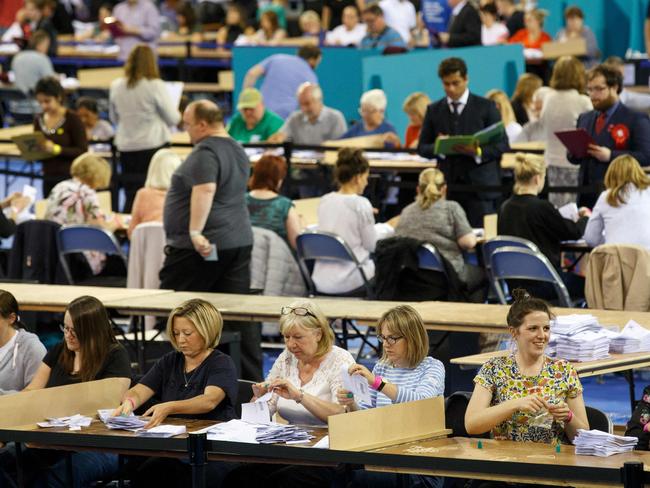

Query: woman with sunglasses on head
[[0, 290, 45, 394], [338, 305, 445, 488], [113, 299, 238, 487], [223, 299, 354, 488], [21, 295, 131, 488]]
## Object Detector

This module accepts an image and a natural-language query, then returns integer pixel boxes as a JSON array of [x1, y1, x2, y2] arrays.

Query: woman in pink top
[[127, 148, 182, 239]]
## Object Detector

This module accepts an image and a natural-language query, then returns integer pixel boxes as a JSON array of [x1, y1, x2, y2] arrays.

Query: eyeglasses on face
[[377, 334, 403, 346], [59, 324, 77, 338], [280, 306, 316, 318]]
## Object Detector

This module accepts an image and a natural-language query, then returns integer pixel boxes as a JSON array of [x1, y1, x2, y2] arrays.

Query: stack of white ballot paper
[[548, 315, 614, 361], [97, 409, 187, 438], [610, 320, 650, 353], [202, 420, 314, 445], [37, 414, 93, 430], [573, 429, 638, 457]]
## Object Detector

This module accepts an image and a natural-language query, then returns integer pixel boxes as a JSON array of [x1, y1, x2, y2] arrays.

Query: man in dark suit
[[568, 64, 650, 208], [418, 57, 509, 226], [438, 0, 481, 47]]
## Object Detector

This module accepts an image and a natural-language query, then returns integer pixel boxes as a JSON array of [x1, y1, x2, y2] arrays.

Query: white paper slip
[[206, 419, 259, 443], [558, 202, 579, 222], [256, 391, 273, 403], [340, 365, 372, 404], [312, 435, 329, 449], [136, 425, 187, 438], [241, 401, 271, 424]]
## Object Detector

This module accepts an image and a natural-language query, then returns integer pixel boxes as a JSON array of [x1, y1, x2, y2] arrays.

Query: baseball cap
[[237, 88, 263, 110]]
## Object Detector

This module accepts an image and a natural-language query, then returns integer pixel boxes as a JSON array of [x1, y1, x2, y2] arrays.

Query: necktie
[[451, 101, 461, 116], [595, 112, 606, 135]]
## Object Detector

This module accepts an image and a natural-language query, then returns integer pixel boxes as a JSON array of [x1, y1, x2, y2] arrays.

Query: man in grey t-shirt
[[269, 83, 347, 145], [160, 100, 259, 378]]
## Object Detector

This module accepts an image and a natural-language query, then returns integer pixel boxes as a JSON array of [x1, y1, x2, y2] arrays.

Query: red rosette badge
[[609, 124, 630, 149]]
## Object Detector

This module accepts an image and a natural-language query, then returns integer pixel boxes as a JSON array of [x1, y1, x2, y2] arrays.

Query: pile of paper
[[203, 420, 314, 445], [136, 425, 186, 438], [573, 429, 638, 457], [97, 408, 185, 437], [548, 315, 613, 361], [37, 414, 93, 430], [610, 321, 650, 353]]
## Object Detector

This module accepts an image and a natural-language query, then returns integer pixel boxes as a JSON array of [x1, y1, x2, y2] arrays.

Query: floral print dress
[[44, 178, 106, 274], [474, 354, 583, 444]]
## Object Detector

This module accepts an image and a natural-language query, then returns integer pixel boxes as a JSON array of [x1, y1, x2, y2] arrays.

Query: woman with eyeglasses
[[223, 299, 353, 487], [0, 290, 45, 394], [337, 305, 445, 488], [114, 298, 238, 488], [21, 295, 131, 488]]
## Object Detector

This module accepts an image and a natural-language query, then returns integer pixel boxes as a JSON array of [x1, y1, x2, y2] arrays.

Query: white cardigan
[[109, 77, 181, 152]]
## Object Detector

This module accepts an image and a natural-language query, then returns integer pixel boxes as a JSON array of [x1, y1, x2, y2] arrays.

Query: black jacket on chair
[[8, 220, 65, 284], [447, 2, 481, 47], [374, 236, 466, 302]]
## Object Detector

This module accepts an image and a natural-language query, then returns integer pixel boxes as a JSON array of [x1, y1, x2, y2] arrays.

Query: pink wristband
[[566, 410, 573, 423], [644, 423, 650, 433], [371, 375, 383, 390]]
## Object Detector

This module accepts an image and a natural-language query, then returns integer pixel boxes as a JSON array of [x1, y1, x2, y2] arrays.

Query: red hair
[[248, 155, 287, 191]]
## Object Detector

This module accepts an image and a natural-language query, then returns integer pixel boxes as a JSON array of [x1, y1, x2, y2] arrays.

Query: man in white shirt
[[325, 6, 367, 46], [378, 0, 416, 44]]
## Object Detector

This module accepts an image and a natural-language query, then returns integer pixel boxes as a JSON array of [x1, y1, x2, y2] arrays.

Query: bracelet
[[52, 144, 62, 155], [125, 397, 136, 410], [475, 146, 482, 158], [295, 389, 304, 404], [371, 375, 383, 390], [377, 380, 387, 392], [566, 410, 573, 423], [189, 230, 202, 237]]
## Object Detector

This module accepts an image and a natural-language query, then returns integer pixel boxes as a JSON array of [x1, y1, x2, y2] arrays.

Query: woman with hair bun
[[465, 289, 588, 443], [311, 147, 377, 295], [395, 167, 484, 291]]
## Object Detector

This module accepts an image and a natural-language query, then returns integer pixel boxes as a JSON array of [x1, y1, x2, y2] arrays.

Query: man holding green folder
[[418, 57, 509, 226]]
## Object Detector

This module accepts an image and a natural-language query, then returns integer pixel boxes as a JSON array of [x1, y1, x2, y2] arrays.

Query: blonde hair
[[378, 305, 429, 368], [416, 168, 446, 209], [550, 55, 586, 93], [604, 155, 650, 207], [299, 9, 320, 29], [513, 153, 545, 194], [279, 299, 333, 358], [166, 298, 223, 351], [70, 153, 111, 189], [486, 89, 517, 126], [125, 44, 160, 89], [145, 149, 182, 190], [526, 8, 547, 27], [402, 92, 431, 120], [512, 73, 543, 105]]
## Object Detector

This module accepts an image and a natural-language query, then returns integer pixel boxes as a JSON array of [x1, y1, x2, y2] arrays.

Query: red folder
[[554, 129, 596, 159], [101, 17, 126, 38]]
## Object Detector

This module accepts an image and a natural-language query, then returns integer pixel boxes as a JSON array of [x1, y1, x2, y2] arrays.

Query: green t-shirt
[[226, 109, 284, 143]]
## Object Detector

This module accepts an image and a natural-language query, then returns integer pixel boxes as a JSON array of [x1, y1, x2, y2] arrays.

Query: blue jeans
[[32, 451, 118, 488]]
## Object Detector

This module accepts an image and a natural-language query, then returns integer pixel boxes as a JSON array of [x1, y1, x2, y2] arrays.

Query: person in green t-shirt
[[226, 88, 284, 143]]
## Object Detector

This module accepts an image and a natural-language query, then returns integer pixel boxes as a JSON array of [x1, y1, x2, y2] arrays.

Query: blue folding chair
[[295, 230, 377, 359], [296, 230, 373, 298], [490, 246, 572, 307], [57, 225, 127, 286], [417, 243, 447, 275]]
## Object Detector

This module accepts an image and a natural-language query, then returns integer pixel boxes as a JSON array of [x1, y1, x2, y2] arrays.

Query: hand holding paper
[[341, 365, 371, 405]]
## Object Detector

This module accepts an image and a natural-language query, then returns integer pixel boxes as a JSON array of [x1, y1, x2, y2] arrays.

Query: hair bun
[[511, 288, 531, 302]]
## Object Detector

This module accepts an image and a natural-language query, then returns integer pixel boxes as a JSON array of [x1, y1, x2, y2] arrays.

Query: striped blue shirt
[[358, 356, 445, 409]]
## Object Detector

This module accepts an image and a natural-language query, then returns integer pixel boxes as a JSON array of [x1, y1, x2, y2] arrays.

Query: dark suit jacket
[[568, 102, 650, 206], [418, 93, 509, 192], [447, 2, 481, 47]]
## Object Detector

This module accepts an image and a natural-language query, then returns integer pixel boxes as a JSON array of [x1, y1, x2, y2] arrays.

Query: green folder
[[434, 121, 505, 156]]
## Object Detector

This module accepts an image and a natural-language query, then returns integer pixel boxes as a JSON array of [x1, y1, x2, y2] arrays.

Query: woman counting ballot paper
[[113, 298, 238, 488], [465, 289, 588, 444], [223, 299, 354, 487], [338, 305, 445, 488]]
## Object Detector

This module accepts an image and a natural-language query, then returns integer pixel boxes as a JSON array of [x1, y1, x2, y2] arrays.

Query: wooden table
[[368, 436, 650, 488]]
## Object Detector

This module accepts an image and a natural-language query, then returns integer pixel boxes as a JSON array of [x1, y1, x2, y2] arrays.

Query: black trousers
[[159, 245, 263, 381], [118, 145, 166, 213]]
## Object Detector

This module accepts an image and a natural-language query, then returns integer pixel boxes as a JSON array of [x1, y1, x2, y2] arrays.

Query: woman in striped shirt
[[338, 305, 445, 488]]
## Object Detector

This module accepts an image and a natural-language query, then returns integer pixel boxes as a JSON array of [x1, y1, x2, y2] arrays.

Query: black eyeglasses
[[281, 306, 316, 318], [377, 335, 403, 346], [59, 323, 77, 338]]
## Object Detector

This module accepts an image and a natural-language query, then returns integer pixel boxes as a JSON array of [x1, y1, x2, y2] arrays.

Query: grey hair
[[360, 89, 387, 111]]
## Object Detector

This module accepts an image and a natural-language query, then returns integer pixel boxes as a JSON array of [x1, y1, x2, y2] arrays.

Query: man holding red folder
[[568, 64, 650, 207]]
